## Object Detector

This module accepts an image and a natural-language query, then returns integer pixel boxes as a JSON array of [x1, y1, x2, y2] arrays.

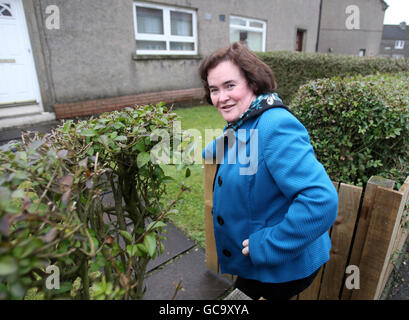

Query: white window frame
[[395, 40, 405, 49], [133, 2, 198, 55], [229, 15, 266, 52], [0, 3, 15, 20]]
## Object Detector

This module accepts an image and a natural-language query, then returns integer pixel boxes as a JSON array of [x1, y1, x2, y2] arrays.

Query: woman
[[200, 42, 338, 300]]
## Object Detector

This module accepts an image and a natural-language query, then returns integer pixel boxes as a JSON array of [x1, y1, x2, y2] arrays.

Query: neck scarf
[[225, 92, 291, 131]]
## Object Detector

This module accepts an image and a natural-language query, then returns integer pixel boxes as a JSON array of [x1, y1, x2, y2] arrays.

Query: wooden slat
[[204, 163, 218, 273], [298, 267, 324, 300], [341, 176, 395, 299], [374, 177, 409, 299], [392, 177, 409, 256], [319, 183, 362, 300], [390, 177, 409, 262], [299, 182, 339, 300], [351, 186, 404, 300]]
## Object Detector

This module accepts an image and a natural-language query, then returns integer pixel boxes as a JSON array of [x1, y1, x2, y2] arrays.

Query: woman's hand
[[242, 239, 249, 256]]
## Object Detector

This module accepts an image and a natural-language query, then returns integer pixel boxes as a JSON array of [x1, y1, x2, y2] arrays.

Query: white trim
[[0, 104, 41, 118], [229, 15, 266, 52], [0, 112, 55, 129], [133, 1, 197, 55], [13, 0, 43, 110]]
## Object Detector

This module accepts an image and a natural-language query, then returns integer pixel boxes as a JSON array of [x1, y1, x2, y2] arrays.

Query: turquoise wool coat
[[202, 107, 338, 283]]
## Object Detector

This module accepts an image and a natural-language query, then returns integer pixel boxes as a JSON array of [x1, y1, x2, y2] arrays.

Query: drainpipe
[[315, 0, 323, 52]]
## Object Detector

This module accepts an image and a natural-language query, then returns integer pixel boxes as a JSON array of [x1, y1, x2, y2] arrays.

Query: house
[[0, 0, 386, 128], [317, 0, 388, 56], [379, 22, 409, 58]]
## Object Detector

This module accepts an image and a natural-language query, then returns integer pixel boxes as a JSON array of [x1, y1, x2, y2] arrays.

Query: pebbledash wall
[[23, 0, 321, 118]]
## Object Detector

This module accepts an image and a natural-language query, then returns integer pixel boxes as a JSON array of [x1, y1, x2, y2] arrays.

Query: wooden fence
[[204, 163, 409, 300]]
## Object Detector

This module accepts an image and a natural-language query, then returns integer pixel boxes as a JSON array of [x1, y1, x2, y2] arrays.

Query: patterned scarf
[[225, 92, 291, 131]]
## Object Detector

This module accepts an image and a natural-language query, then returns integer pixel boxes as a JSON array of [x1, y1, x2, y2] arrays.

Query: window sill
[[132, 53, 202, 61]]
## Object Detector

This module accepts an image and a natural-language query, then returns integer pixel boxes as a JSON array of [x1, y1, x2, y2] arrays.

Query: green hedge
[[290, 72, 409, 188], [257, 51, 409, 104], [0, 104, 191, 300]]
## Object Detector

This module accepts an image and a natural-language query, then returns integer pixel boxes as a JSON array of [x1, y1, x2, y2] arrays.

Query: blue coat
[[202, 107, 338, 283]]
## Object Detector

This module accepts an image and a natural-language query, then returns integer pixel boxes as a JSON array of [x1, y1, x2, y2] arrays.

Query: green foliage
[[0, 104, 191, 300], [290, 72, 409, 187], [257, 51, 409, 104]]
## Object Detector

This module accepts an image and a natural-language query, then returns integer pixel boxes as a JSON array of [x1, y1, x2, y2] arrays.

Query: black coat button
[[223, 249, 231, 257], [218, 176, 222, 186], [217, 216, 224, 225]]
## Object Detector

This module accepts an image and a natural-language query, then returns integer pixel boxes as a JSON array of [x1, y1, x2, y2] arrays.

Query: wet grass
[[162, 105, 225, 247]]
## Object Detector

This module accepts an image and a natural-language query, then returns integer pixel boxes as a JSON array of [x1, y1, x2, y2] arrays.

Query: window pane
[[136, 6, 163, 34], [230, 18, 246, 26], [0, 3, 12, 17], [230, 30, 250, 42], [171, 11, 192, 36], [249, 21, 263, 28], [230, 29, 241, 42], [136, 40, 166, 50], [170, 42, 194, 51], [247, 31, 262, 51]]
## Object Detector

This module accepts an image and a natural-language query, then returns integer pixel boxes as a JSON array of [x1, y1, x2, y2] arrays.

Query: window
[[395, 40, 405, 49], [359, 49, 366, 56], [133, 2, 197, 55], [229, 16, 266, 52], [0, 3, 13, 18]]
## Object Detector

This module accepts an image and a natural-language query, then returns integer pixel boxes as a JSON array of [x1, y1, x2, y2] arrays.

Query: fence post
[[351, 180, 408, 300], [318, 183, 362, 300], [204, 163, 218, 273], [341, 176, 395, 299], [374, 176, 409, 299]]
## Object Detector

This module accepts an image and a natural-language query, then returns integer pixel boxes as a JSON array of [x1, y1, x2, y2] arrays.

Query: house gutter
[[315, 0, 323, 52]]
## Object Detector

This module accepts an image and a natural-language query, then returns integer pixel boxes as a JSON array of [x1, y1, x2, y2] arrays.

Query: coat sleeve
[[248, 108, 338, 267]]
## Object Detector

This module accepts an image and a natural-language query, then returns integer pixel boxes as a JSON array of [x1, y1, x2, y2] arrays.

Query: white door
[[0, 0, 41, 106]]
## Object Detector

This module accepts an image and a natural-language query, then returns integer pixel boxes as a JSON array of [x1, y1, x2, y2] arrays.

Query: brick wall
[[53, 88, 205, 119]]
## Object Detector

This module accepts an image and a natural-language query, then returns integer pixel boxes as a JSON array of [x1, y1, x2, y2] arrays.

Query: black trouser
[[234, 268, 320, 300]]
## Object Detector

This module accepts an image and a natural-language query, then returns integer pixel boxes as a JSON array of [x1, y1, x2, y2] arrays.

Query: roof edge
[[380, 0, 389, 11]]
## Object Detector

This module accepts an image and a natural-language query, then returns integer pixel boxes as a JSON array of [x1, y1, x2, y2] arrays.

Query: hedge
[[257, 51, 409, 104], [290, 72, 409, 188], [0, 104, 192, 300]]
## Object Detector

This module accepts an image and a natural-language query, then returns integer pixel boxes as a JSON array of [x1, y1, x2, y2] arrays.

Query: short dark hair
[[199, 42, 277, 105]]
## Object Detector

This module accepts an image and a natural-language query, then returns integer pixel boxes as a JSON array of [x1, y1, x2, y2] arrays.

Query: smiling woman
[[198, 42, 338, 300], [207, 60, 256, 123]]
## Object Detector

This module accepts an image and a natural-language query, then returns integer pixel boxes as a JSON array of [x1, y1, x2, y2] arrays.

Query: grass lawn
[[162, 105, 225, 248]]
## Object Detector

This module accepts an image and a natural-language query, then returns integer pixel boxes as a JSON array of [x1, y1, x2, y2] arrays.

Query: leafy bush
[[290, 72, 409, 188], [257, 51, 409, 104], [0, 104, 191, 299]]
